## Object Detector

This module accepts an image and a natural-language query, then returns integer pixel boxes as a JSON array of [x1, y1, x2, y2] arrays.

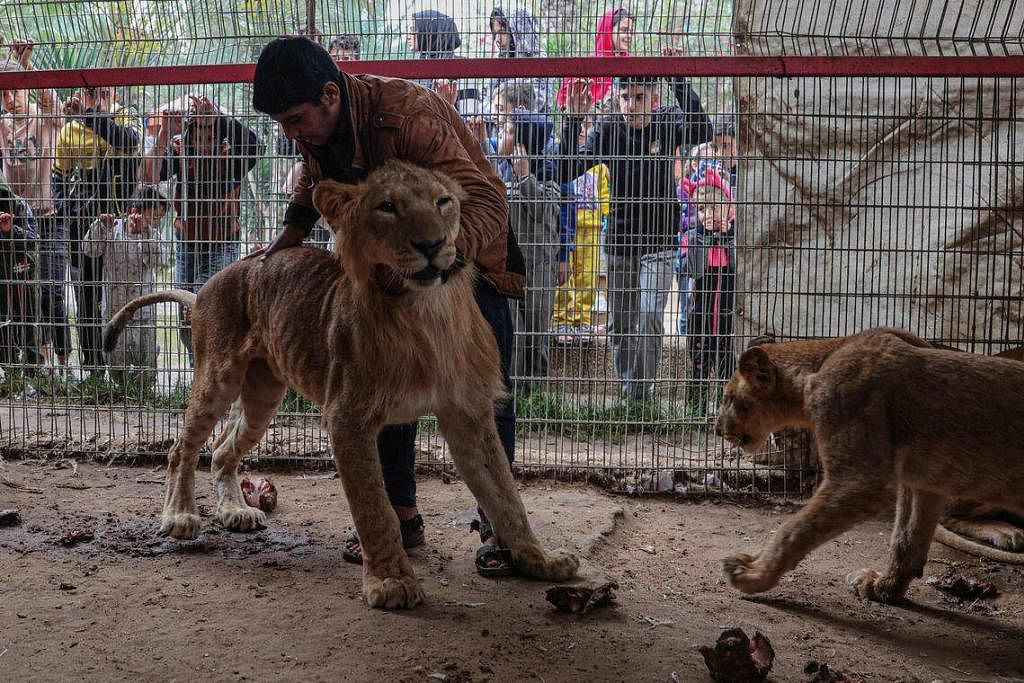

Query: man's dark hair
[[329, 33, 361, 57], [615, 75, 659, 89], [494, 80, 535, 111], [129, 185, 170, 212], [252, 36, 341, 115]]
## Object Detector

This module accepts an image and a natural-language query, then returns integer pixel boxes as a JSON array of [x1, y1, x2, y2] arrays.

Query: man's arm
[[283, 159, 321, 235], [220, 115, 266, 181], [14, 38, 63, 126], [673, 78, 713, 149], [79, 108, 141, 153], [400, 109, 508, 262], [138, 113, 177, 185]]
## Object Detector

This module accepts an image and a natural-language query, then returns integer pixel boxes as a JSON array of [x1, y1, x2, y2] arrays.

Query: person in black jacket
[[560, 75, 711, 402], [53, 86, 142, 377], [138, 95, 264, 362]]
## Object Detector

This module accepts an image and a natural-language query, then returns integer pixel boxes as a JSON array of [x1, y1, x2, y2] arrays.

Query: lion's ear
[[738, 346, 776, 386], [747, 333, 777, 349], [313, 180, 357, 224]]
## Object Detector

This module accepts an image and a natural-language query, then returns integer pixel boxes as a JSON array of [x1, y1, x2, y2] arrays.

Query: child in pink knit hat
[[681, 167, 736, 415]]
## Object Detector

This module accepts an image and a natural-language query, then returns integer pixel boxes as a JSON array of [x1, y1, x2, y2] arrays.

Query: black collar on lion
[[374, 252, 468, 297]]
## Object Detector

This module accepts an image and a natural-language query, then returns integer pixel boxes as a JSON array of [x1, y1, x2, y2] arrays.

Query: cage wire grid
[[0, 1, 1022, 498]]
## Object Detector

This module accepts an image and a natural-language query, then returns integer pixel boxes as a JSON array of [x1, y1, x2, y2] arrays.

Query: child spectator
[[138, 94, 264, 362], [0, 41, 63, 373], [329, 34, 360, 61], [681, 167, 736, 414], [487, 6, 551, 112], [549, 161, 609, 346], [54, 85, 142, 378], [82, 186, 169, 391], [560, 75, 712, 402], [674, 141, 721, 337], [0, 168, 39, 375], [490, 82, 561, 391]]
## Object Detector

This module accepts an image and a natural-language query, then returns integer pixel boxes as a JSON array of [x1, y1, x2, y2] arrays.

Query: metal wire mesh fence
[[0, 0, 1022, 498]]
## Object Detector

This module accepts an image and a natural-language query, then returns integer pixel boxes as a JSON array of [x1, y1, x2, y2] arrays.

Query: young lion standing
[[715, 327, 1024, 603]]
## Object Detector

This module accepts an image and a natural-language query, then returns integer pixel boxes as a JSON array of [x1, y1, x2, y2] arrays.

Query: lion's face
[[312, 160, 468, 292], [715, 346, 788, 453]]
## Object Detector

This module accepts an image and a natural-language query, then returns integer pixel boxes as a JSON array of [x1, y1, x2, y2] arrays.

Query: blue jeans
[[379, 276, 515, 509], [175, 239, 240, 361], [606, 248, 676, 401]]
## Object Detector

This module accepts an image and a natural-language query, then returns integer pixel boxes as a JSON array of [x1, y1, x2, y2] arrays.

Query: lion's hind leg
[[848, 488, 945, 603], [211, 360, 286, 532], [436, 403, 579, 582], [161, 357, 247, 539]]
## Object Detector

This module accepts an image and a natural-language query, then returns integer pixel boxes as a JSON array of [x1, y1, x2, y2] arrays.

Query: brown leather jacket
[[286, 72, 524, 298]]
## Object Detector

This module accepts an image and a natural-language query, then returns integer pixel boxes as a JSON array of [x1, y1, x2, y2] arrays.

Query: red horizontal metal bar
[[2, 56, 1024, 89]]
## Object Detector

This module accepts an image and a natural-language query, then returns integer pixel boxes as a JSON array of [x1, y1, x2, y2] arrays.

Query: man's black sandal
[[471, 519, 515, 577], [341, 514, 425, 565]]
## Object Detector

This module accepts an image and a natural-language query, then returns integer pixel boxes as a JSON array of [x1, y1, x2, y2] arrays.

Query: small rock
[[59, 527, 94, 546], [804, 660, 866, 682], [0, 509, 21, 527], [545, 581, 618, 614], [59, 582, 76, 591], [927, 572, 998, 600], [699, 628, 775, 682]]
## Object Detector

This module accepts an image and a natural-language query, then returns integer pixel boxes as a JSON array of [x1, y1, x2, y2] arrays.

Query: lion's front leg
[[326, 408, 424, 609], [723, 478, 889, 594], [848, 488, 945, 603], [436, 403, 579, 582]]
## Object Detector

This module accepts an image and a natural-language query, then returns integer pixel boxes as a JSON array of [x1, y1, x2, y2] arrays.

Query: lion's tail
[[934, 525, 1024, 564], [103, 289, 197, 355]]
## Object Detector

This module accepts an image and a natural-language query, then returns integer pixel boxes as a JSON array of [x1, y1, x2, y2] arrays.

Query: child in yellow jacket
[[550, 162, 609, 345]]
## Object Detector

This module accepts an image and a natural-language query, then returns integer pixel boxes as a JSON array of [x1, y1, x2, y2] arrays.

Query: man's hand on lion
[[249, 223, 305, 261]]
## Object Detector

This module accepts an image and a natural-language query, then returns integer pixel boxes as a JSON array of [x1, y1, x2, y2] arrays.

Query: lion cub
[[716, 327, 1024, 603], [104, 160, 578, 610]]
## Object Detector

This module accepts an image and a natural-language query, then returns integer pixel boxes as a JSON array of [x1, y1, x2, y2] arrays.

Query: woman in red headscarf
[[556, 8, 634, 112]]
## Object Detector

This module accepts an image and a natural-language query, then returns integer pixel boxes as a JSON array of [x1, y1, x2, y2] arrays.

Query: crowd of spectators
[[0, 14, 738, 411]]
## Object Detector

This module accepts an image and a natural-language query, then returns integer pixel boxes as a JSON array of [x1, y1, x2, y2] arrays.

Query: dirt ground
[[2, 461, 1023, 682]]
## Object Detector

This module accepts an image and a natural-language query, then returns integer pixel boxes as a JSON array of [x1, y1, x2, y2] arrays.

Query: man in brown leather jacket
[[252, 36, 525, 575]]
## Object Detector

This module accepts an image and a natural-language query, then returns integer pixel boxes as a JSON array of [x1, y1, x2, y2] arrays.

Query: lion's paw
[[982, 523, 1024, 551], [363, 573, 425, 610], [159, 512, 201, 540], [847, 568, 904, 603], [518, 549, 580, 582], [217, 503, 267, 533], [721, 553, 778, 594]]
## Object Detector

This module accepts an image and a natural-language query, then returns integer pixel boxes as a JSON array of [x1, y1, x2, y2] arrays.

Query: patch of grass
[[0, 368, 30, 397], [514, 391, 701, 442], [150, 379, 192, 410], [279, 388, 320, 415]]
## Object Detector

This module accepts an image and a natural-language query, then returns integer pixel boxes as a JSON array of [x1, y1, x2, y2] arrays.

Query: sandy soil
[[1, 460, 1022, 682]]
